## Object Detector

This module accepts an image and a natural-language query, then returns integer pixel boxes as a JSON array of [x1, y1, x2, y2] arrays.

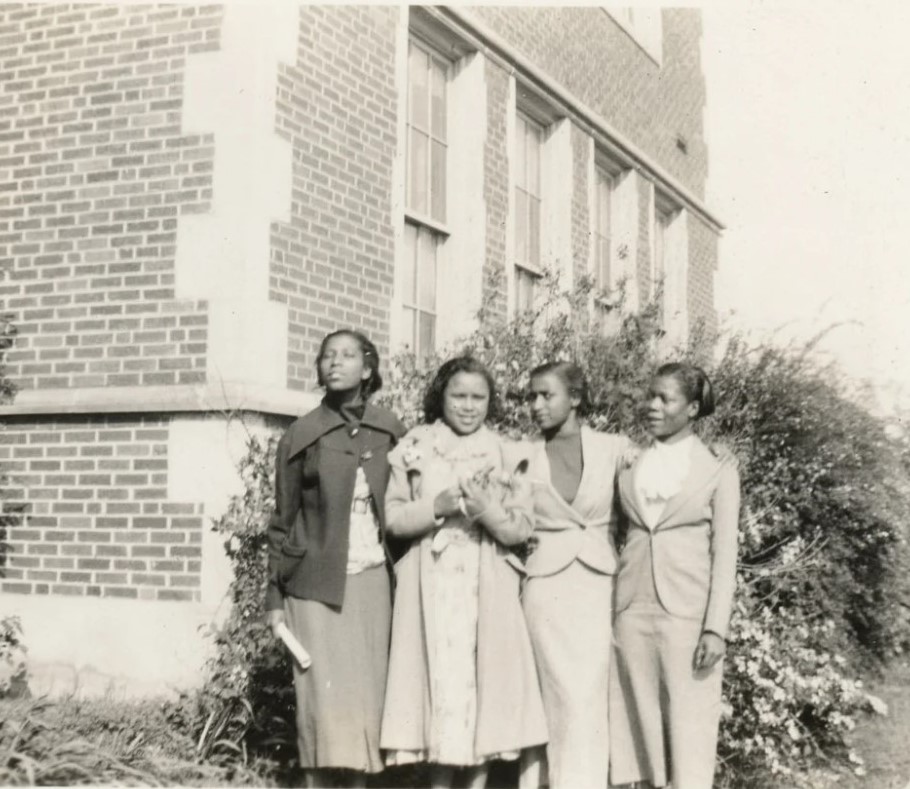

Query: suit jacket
[[614, 436, 741, 638], [523, 427, 630, 578], [265, 400, 406, 611]]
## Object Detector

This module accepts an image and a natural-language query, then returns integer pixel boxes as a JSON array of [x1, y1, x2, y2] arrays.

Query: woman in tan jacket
[[610, 362, 741, 789], [519, 361, 629, 789]]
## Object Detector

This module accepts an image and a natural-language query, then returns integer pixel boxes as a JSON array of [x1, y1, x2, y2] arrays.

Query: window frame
[[513, 110, 546, 313], [400, 35, 453, 358]]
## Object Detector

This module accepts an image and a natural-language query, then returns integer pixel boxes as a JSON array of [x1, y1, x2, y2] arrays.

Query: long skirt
[[521, 561, 613, 789], [284, 565, 391, 773], [609, 601, 724, 789]]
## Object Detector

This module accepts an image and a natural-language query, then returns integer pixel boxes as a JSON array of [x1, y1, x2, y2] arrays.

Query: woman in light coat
[[380, 356, 548, 789], [519, 361, 630, 789], [610, 362, 741, 789]]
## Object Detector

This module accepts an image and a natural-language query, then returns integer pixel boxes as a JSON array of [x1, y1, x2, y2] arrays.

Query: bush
[[194, 280, 910, 786], [0, 616, 27, 699]]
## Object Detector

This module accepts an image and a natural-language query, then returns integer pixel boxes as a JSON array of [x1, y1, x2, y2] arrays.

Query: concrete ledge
[[5, 594, 231, 699], [0, 383, 320, 419]]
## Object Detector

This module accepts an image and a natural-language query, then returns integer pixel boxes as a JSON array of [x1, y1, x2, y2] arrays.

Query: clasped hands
[[433, 466, 496, 522]]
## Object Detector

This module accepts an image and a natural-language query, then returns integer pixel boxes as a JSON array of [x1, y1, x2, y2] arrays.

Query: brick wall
[[0, 3, 220, 394], [481, 58, 510, 323], [570, 123, 590, 284], [688, 215, 718, 337], [470, 7, 709, 200], [1, 416, 204, 600], [270, 5, 400, 392]]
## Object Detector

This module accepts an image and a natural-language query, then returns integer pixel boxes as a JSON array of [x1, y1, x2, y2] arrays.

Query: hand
[[460, 476, 492, 518], [693, 631, 725, 671], [268, 608, 286, 639], [433, 486, 464, 519]]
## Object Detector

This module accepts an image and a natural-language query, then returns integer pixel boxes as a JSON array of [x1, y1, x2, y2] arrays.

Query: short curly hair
[[423, 356, 501, 425], [315, 329, 383, 397]]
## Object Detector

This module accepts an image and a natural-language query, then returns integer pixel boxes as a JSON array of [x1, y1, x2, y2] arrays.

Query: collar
[[287, 400, 404, 460]]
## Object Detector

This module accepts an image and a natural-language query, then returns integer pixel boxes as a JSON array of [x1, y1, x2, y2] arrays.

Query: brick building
[[0, 5, 722, 696]]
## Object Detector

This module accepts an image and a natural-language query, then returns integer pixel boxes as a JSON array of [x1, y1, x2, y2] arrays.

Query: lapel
[[653, 437, 723, 530], [618, 456, 647, 528], [533, 434, 585, 525], [567, 427, 606, 518], [288, 400, 404, 460]]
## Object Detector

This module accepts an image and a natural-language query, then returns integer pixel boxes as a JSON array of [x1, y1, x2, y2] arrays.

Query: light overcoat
[[379, 423, 549, 759]]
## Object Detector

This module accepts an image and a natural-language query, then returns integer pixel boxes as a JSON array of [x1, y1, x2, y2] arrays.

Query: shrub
[[0, 616, 27, 699], [195, 280, 910, 786]]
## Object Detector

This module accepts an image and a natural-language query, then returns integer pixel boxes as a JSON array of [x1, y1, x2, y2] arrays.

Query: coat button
[[350, 427, 359, 436], [361, 450, 373, 461]]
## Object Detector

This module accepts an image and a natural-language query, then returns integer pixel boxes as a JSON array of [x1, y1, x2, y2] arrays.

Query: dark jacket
[[265, 400, 406, 611]]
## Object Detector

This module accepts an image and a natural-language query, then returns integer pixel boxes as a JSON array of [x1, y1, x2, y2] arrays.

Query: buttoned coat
[[522, 427, 630, 578], [614, 436, 740, 637], [265, 401, 406, 611]]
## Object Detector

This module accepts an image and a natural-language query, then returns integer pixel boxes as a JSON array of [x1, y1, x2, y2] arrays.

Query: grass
[[2, 662, 909, 788], [0, 695, 275, 786]]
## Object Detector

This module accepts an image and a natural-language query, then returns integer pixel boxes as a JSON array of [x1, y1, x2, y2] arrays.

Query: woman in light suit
[[610, 362, 740, 789], [519, 361, 630, 789]]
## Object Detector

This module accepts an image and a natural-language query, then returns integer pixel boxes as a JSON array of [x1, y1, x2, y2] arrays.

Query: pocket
[[281, 541, 308, 558], [277, 543, 307, 585]]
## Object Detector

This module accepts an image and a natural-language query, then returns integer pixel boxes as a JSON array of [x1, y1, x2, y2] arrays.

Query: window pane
[[409, 45, 429, 130], [598, 237, 610, 288], [402, 307, 417, 351], [527, 125, 541, 196], [401, 223, 417, 304], [515, 267, 536, 313], [528, 195, 541, 268], [430, 59, 446, 142], [418, 311, 436, 358], [514, 188, 528, 265], [408, 128, 429, 215], [417, 227, 437, 312], [431, 140, 446, 223]]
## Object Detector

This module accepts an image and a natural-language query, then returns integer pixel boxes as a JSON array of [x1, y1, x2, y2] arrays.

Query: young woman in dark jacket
[[265, 329, 405, 788]]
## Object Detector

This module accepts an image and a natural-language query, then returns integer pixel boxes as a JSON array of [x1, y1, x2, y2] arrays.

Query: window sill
[[405, 210, 451, 237]]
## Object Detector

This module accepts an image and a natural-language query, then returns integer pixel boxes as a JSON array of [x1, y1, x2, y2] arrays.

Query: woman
[[610, 362, 740, 789], [519, 361, 630, 789], [265, 329, 405, 788], [380, 356, 548, 789]]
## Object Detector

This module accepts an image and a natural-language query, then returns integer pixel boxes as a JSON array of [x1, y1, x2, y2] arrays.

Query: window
[[514, 112, 543, 313], [593, 167, 614, 292], [401, 223, 438, 358], [402, 38, 449, 357], [652, 188, 688, 345]]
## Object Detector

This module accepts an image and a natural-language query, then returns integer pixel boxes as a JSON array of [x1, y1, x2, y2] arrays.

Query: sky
[[701, 1, 910, 408]]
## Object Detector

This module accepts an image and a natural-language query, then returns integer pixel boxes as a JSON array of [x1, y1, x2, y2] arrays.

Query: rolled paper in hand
[[275, 622, 312, 669]]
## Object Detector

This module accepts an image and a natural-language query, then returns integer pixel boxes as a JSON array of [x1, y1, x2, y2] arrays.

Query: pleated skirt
[[284, 565, 391, 773]]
